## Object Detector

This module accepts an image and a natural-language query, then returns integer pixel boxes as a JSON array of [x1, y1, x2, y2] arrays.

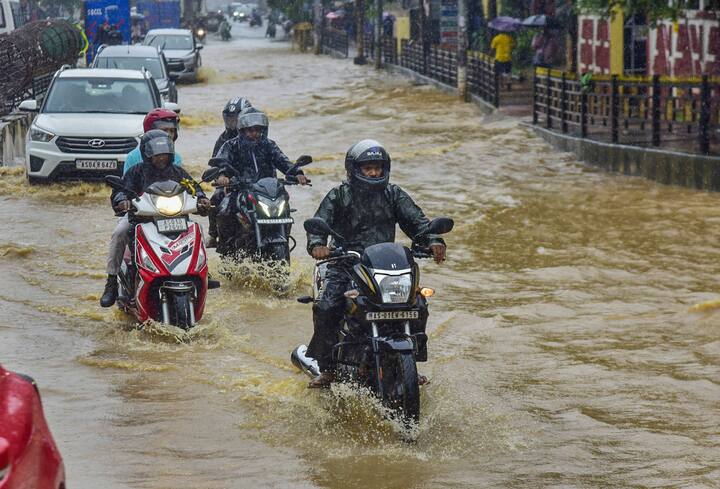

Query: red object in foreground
[[0, 364, 65, 489]]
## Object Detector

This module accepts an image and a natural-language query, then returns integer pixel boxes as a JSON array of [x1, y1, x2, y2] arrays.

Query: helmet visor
[[223, 113, 238, 130], [144, 137, 174, 158], [152, 119, 178, 131], [238, 111, 268, 129]]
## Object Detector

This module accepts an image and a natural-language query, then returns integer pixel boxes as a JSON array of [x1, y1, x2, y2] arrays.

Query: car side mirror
[[427, 217, 454, 235], [163, 101, 181, 113], [196, 43, 204, 50], [18, 99, 38, 112], [168, 73, 180, 81], [0, 437, 9, 475]]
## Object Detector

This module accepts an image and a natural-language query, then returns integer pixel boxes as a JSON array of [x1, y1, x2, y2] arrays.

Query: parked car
[[143, 28, 203, 83], [0, 0, 26, 35], [0, 364, 65, 489], [92, 44, 178, 103], [20, 66, 179, 183]]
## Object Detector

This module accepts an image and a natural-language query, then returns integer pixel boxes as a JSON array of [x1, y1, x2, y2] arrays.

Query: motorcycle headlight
[[29, 126, 55, 142], [154, 195, 183, 216], [197, 28, 205, 36], [276, 200, 286, 216], [374, 273, 412, 304], [138, 245, 158, 272], [257, 200, 272, 216]]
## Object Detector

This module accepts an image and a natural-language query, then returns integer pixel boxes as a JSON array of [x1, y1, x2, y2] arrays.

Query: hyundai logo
[[88, 139, 106, 148]]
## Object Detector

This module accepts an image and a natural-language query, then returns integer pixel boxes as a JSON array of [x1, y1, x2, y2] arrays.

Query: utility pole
[[354, 0, 366, 64], [457, 0, 468, 101], [313, 0, 322, 55], [374, 0, 382, 68]]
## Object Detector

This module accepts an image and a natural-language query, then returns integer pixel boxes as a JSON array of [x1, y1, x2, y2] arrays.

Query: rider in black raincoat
[[305, 139, 446, 388], [208, 108, 307, 249]]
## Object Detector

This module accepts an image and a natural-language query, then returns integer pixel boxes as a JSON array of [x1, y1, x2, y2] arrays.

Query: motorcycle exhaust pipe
[[161, 292, 170, 324], [291, 345, 320, 378]]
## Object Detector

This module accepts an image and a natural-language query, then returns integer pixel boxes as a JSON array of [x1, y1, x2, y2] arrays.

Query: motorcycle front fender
[[373, 336, 415, 353]]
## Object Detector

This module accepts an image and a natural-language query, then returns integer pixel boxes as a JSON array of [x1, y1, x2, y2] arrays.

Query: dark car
[[143, 28, 203, 83], [0, 364, 65, 489], [92, 44, 178, 103]]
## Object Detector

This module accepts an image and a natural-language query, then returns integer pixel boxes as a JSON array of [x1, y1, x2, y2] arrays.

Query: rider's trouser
[[208, 188, 225, 239], [106, 215, 133, 275]]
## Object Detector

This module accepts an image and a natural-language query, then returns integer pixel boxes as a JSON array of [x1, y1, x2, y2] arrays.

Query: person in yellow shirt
[[490, 32, 515, 76]]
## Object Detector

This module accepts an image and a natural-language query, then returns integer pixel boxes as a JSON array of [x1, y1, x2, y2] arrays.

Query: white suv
[[20, 67, 178, 183]]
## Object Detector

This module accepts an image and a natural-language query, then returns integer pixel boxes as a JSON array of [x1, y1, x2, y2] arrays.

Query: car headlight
[[154, 195, 183, 216], [29, 126, 55, 142], [375, 273, 412, 303]]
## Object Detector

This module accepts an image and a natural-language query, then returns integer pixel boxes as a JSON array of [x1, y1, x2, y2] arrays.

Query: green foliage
[[575, 0, 691, 24], [511, 29, 534, 69]]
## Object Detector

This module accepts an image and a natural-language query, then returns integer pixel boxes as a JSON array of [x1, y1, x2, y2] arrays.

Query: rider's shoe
[[308, 371, 335, 389], [100, 275, 118, 308], [206, 236, 218, 248]]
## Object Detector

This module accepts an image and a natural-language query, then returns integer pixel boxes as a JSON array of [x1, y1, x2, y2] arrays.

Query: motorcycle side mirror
[[208, 157, 230, 168], [202, 167, 222, 182], [105, 175, 127, 191], [295, 155, 312, 167], [297, 295, 313, 304], [427, 217, 454, 235], [303, 217, 344, 241]]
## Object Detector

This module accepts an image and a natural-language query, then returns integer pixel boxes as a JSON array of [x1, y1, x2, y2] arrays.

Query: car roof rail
[[96, 44, 108, 56], [55, 64, 73, 77]]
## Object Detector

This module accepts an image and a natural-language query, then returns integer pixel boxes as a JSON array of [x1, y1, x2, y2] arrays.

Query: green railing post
[[699, 74, 711, 155]]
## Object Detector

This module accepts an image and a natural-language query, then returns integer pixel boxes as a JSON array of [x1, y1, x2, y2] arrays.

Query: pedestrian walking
[[490, 31, 514, 79]]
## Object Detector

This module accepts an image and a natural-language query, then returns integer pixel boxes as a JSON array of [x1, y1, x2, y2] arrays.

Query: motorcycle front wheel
[[379, 352, 420, 426], [169, 292, 193, 330]]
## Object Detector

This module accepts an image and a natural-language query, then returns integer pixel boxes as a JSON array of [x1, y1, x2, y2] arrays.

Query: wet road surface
[[0, 23, 719, 488]]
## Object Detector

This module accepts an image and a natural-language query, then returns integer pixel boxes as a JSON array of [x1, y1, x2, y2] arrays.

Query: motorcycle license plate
[[157, 217, 188, 233], [75, 159, 117, 170], [366, 311, 419, 321]]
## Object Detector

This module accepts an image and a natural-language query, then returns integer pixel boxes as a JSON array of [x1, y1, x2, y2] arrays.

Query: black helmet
[[344, 139, 391, 192], [222, 97, 253, 130], [238, 107, 269, 130], [140, 129, 175, 163]]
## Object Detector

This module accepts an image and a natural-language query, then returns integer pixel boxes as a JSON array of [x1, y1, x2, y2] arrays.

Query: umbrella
[[488, 16, 521, 32], [522, 14, 560, 28], [325, 11, 344, 19]]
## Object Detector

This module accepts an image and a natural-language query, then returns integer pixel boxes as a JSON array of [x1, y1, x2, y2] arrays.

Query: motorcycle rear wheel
[[379, 352, 420, 426]]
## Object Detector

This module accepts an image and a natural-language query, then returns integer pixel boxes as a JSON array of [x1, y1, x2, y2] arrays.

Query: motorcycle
[[194, 25, 207, 42], [249, 12, 263, 27], [292, 216, 453, 428], [105, 173, 221, 329], [207, 155, 312, 265], [220, 21, 232, 41]]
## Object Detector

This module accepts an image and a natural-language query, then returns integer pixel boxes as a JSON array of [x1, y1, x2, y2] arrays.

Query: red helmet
[[143, 108, 180, 138]]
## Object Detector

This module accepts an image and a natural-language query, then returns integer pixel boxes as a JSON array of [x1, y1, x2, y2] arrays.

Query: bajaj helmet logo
[[365, 150, 383, 157], [88, 139, 106, 148]]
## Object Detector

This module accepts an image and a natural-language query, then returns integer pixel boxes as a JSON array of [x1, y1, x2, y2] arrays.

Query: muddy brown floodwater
[[1, 23, 719, 489]]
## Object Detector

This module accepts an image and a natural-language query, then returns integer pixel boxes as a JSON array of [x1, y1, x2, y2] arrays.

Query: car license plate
[[366, 310, 419, 321], [75, 160, 117, 170], [157, 218, 188, 233]]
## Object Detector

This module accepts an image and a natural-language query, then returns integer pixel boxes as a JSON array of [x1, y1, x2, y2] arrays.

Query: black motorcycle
[[292, 216, 453, 429], [205, 156, 311, 264]]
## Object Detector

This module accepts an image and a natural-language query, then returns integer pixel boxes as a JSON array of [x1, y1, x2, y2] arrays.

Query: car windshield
[[145, 35, 193, 50], [43, 78, 155, 114], [95, 57, 165, 81]]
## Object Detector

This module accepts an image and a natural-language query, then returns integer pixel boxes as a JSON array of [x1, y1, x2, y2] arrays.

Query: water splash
[[0, 243, 36, 258], [216, 252, 311, 297]]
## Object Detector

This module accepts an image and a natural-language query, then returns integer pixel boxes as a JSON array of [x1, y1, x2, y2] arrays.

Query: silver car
[[143, 28, 203, 83]]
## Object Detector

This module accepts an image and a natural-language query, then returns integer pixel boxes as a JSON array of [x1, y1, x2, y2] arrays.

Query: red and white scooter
[[106, 174, 220, 329]]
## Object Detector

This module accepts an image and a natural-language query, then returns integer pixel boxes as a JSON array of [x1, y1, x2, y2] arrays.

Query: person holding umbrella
[[488, 17, 519, 79]]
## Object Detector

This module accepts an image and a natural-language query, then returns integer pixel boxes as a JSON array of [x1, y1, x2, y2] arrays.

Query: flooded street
[[1, 24, 719, 488]]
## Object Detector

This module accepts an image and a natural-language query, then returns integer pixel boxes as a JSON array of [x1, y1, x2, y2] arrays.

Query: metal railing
[[321, 27, 348, 58], [468, 51, 499, 107], [533, 68, 720, 155]]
